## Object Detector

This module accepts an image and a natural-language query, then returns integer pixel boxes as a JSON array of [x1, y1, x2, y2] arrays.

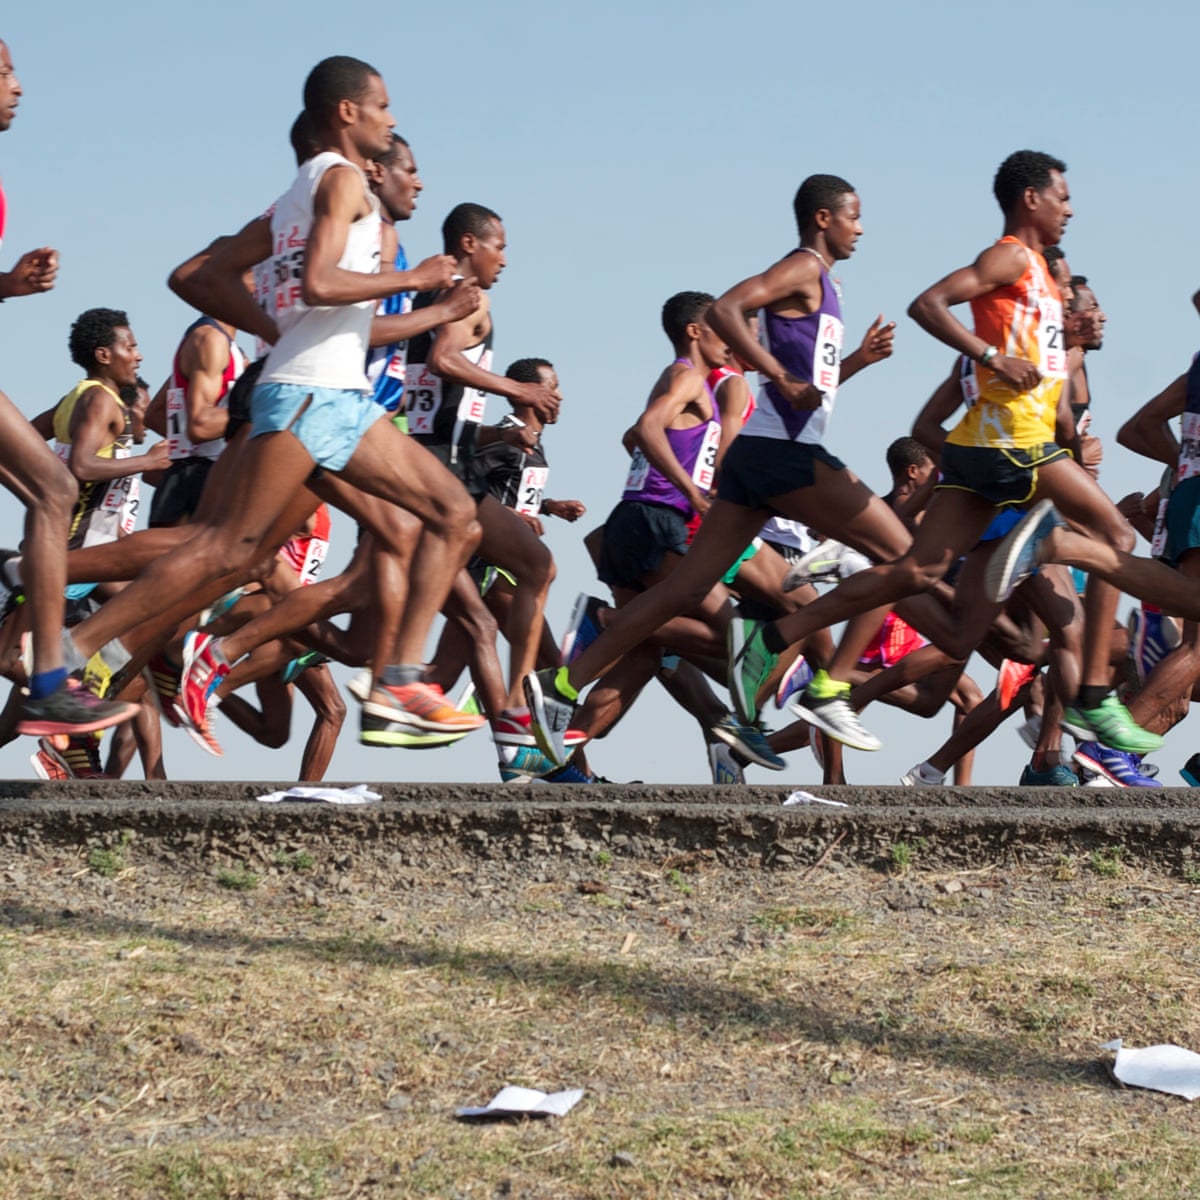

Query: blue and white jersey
[[366, 242, 413, 413]]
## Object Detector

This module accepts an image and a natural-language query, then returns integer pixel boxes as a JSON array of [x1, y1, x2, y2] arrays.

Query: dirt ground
[[2, 783, 1200, 1198]]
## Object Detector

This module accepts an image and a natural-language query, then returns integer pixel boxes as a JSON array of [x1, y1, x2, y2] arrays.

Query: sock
[[807, 668, 850, 700], [61, 631, 87, 675], [761, 623, 787, 655], [2, 557, 21, 588], [554, 666, 579, 702], [916, 761, 945, 783], [98, 638, 131, 673], [381, 663, 424, 687], [1077, 685, 1108, 711], [29, 667, 68, 700]]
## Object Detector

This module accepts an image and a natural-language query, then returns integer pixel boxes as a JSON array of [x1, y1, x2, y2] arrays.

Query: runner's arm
[[631, 368, 711, 515], [180, 326, 233, 444], [67, 389, 168, 482], [1117, 373, 1187, 468]]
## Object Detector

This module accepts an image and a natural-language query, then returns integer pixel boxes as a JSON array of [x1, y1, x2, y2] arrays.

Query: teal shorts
[[252, 382, 382, 471]]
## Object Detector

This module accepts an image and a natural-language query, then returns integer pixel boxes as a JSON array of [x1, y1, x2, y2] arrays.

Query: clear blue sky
[[0, 3, 1197, 786]]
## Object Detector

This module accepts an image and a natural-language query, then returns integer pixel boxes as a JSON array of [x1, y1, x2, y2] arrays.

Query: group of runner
[[3, 42, 1199, 788]]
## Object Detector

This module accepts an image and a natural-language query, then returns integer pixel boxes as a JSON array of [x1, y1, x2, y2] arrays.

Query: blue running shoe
[[1127, 606, 1181, 686], [1181, 753, 1200, 787], [499, 745, 557, 783], [709, 743, 745, 785], [985, 499, 1061, 603], [537, 761, 596, 784], [775, 654, 814, 710], [1073, 741, 1163, 788], [561, 593, 606, 666], [1019, 762, 1079, 786], [709, 713, 785, 770]]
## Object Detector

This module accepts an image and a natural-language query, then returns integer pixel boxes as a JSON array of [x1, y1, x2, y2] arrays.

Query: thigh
[[476, 494, 549, 576]]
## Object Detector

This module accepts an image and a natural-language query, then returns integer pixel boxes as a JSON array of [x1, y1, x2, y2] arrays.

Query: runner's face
[[1068, 285, 1106, 351], [377, 145, 422, 222], [1034, 170, 1072, 245], [694, 321, 730, 370], [471, 222, 506, 288], [825, 193, 862, 261], [102, 327, 143, 388], [354, 74, 395, 159], [0, 43, 21, 132]]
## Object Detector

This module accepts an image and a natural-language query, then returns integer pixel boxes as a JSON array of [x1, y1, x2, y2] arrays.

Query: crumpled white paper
[[456, 1085, 584, 1120], [257, 785, 381, 805], [783, 790, 849, 808], [1103, 1039, 1200, 1100]]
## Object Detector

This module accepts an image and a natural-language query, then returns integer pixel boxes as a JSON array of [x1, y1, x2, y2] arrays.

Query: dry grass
[[1, 840, 1200, 1198]]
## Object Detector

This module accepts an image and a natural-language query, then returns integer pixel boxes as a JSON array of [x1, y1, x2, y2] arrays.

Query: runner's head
[[443, 203, 505, 287], [303, 55, 393, 160], [885, 436, 934, 489], [1066, 275, 1106, 352], [289, 111, 319, 166], [993, 150, 1071, 245], [373, 134, 421, 223], [661, 290, 726, 367], [1042, 245, 1074, 306], [507, 358, 560, 420], [793, 174, 860, 260], [69, 308, 142, 387], [0, 40, 20, 132]]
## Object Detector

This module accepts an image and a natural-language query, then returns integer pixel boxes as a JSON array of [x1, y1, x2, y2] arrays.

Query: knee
[[41, 467, 77, 518]]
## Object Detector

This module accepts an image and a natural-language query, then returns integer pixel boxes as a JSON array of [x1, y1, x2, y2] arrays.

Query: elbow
[[1115, 422, 1137, 453], [300, 275, 334, 307], [906, 296, 929, 325]]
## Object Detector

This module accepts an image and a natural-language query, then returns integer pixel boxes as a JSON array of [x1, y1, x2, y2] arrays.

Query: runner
[[523, 175, 895, 765], [0, 38, 139, 739]]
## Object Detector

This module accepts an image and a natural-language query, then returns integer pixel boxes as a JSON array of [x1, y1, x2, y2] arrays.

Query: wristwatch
[[979, 345, 999, 366]]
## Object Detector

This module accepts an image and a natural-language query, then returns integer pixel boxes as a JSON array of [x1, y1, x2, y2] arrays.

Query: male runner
[[59, 56, 484, 744], [524, 174, 895, 764], [0, 38, 138, 738]]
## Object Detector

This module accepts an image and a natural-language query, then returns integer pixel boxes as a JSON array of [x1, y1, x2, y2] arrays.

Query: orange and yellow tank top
[[946, 236, 1067, 451]]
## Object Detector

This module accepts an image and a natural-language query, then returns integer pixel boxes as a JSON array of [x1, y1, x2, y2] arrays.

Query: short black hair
[[993, 150, 1067, 215], [793, 174, 855, 233], [289, 111, 319, 166], [505, 358, 553, 384], [303, 56, 380, 126], [442, 203, 502, 254], [661, 291, 714, 346], [886, 436, 932, 479], [377, 132, 411, 168], [1068, 275, 1092, 312], [69, 308, 130, 372]]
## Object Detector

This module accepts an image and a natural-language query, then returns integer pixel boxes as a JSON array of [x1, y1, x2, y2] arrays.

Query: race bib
[[515, 466, 549, 517], [404, 362, 443, 435], [814, 313, 844, 394], [1038, 297, 1067, 379], [691, 421, 721, 490], [384, 347, 408, 381], [301, 536, 329, 586], [456, 388, 487, 425], [624, 448, 649, 492], [1178, 411, 1200, 481]]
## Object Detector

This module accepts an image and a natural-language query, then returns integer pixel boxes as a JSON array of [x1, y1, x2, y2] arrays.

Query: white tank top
[[260, 152, 382, 391]]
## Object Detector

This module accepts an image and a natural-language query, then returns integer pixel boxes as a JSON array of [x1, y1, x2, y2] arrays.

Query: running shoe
[[346, 668, 372, 704], [782, 539, 871, 590], [900, 761, 945, 787], [177, 632, 230, 729], [709, 742, 745, 785], [363, 680, 487, 734], [1127, 606, 1182, 686], [984, 499, 1061, 603], [146, 653, 183, 727], [1017, 714, 1042, 750], [1181, 753, 1200, 787], [1019, 762, 1079, 787], [709, 713, 786, 770], [359, 710, 469, 749], [790, 670, 882, 752], [998, 659, 1037, 711], [1072, 741, 1163, 788], [536, 761, 597, 784], [728, 619, 778, 725], [499, 744, 557, 783], [17, 679, 139, 738], [523, 667, 577, 767], [774, 654, 814, 710], [493, 708, 588, 748], [561, 593, 606, 666], [1060, 695, 1163, 755], [199, 587, 245, 628], [30, 738, 71, 781], [281, 651, 330, 685]]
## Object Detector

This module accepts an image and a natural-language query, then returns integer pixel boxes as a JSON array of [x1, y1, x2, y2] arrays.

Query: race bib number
[[456, 388, 487, 425], [301, 537, 329, 586], [515, 466, 549, 517], [691, 421, 721, 491], [166, 386, 189, 458], [1038, 297, 1067, 379], [624, 448, 649, 493], [404, 362, 443, 435], [1150, 496, 1169, 558], [814, 313, 844, 394], [1178, 411, 1200, 481]]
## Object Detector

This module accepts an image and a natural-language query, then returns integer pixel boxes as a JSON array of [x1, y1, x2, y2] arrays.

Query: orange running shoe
[[997, 659, 1037, 711], [363, 680, 487, 733]]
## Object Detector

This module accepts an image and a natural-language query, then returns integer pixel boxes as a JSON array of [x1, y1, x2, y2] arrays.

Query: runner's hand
[[543, 499, 586, 522], [142, 440, 171, 471], [518, 511, 545, 537], [0, 247, 59, 297], [857, 314, 896, 363], [408, 254, 458, 293], [991, 354, 1041, 391], [513, 382, 560, 423], [772, 373, 822, 411], [499, 424, 538, 451], [441, 276, 481, 321]]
